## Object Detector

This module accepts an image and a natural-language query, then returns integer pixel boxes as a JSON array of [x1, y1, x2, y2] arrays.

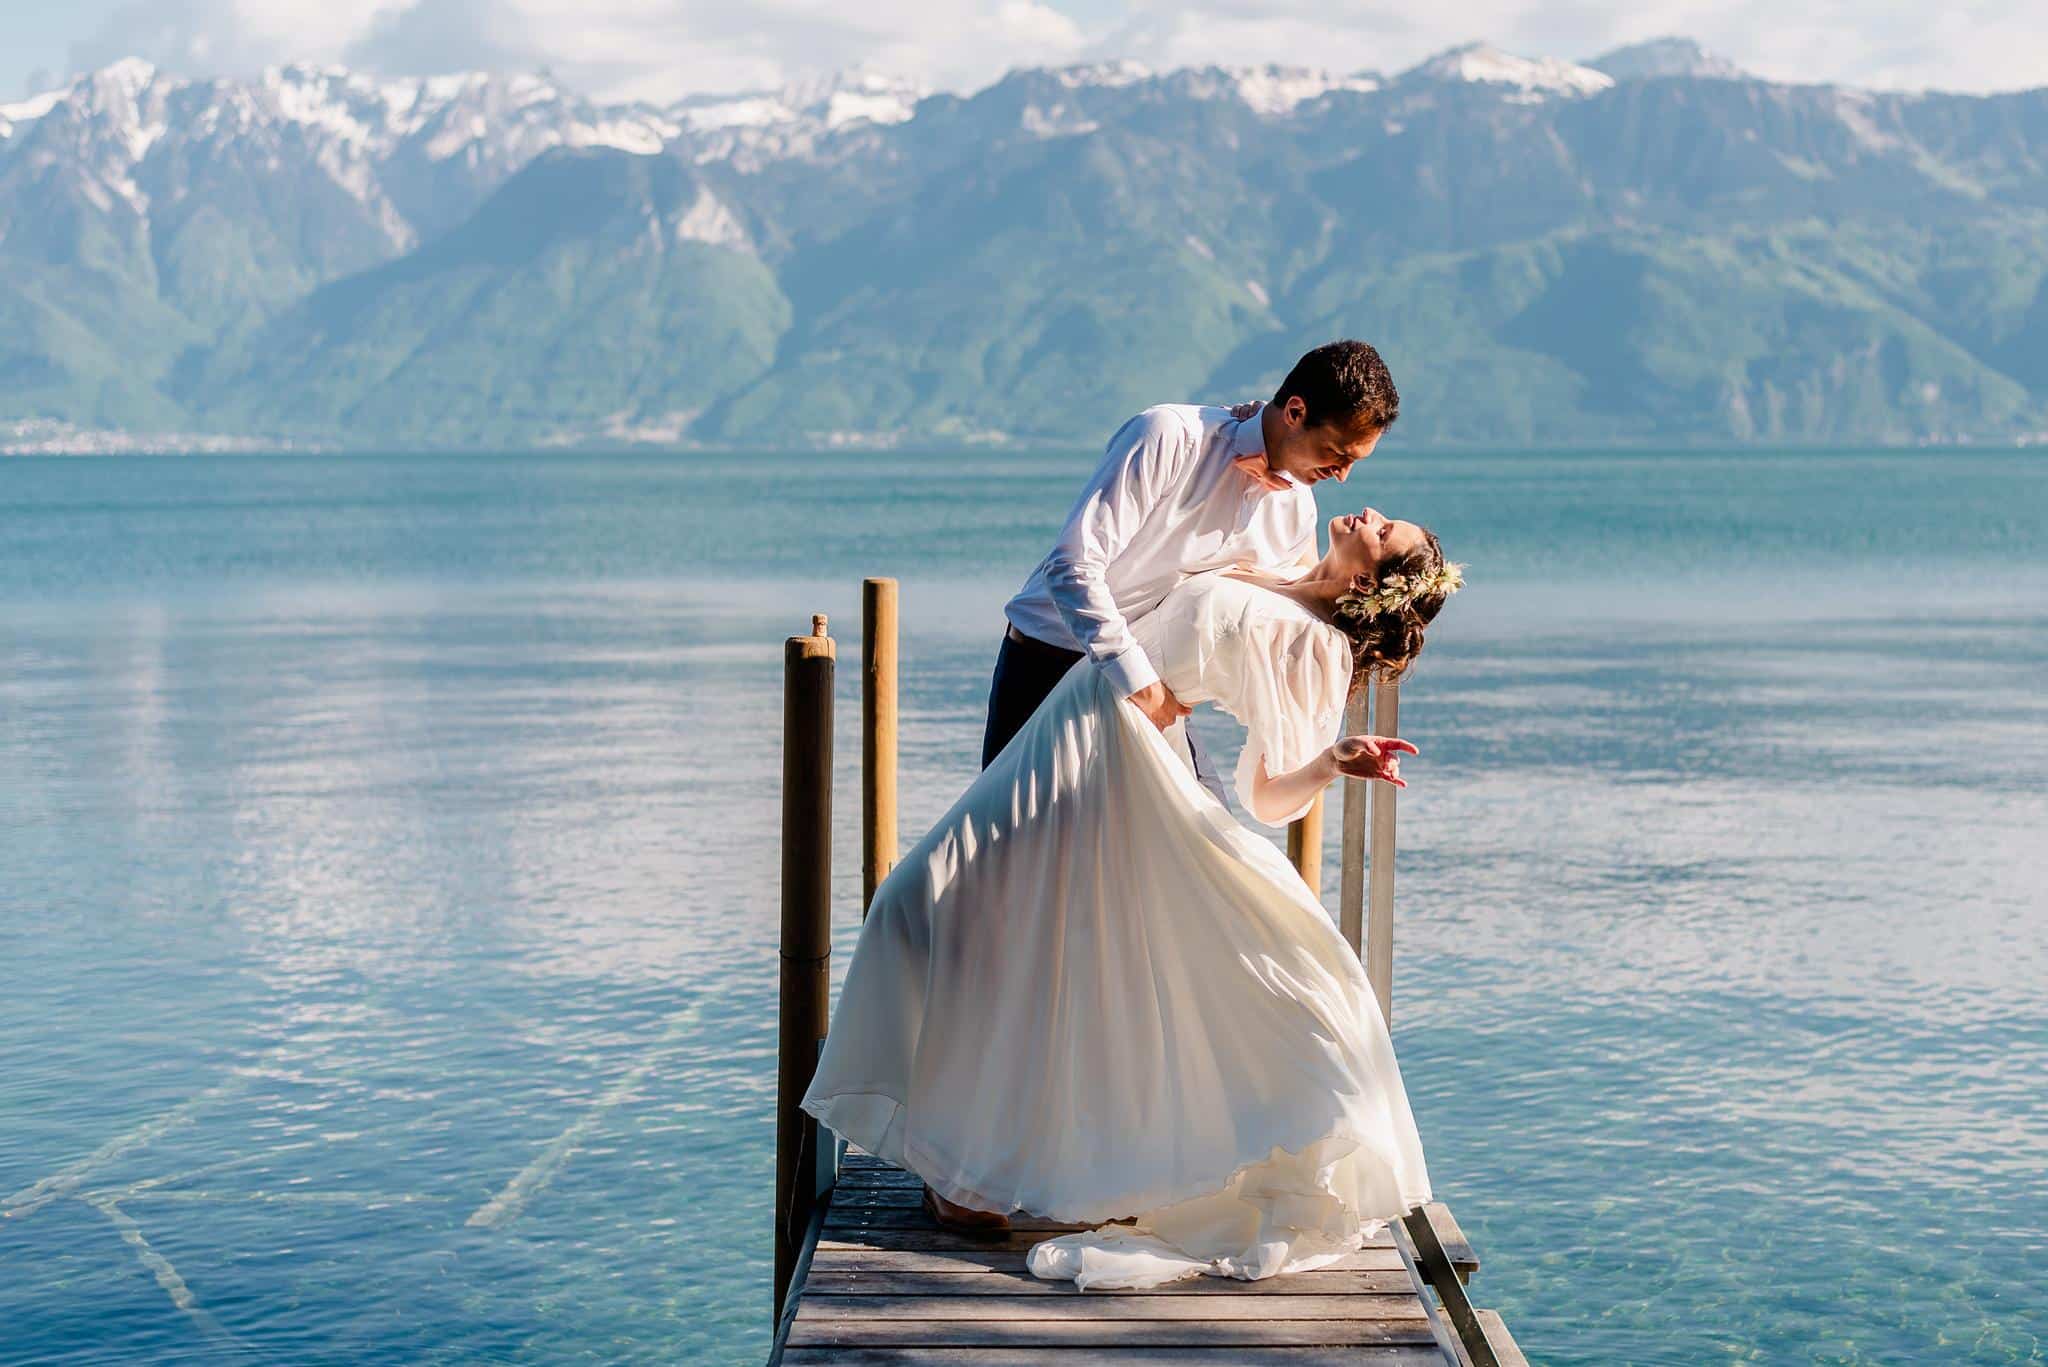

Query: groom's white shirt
[[1004, 404, 1317, 698]]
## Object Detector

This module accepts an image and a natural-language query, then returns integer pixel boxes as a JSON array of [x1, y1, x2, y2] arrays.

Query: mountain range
[[3, 38, 2046, 451]]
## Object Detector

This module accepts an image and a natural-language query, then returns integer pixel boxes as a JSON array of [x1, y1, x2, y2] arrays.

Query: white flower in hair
[[1335, 560, 1466, 622]]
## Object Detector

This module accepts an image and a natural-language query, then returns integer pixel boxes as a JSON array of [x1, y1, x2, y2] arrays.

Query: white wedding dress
[[801, 572, 1431, 1290]]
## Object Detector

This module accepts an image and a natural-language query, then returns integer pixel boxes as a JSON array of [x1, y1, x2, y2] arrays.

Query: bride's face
[[1325, 507, 1426, 582]]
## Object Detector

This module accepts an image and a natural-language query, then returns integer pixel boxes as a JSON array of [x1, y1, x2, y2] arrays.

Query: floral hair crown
[[1334, 560, 1466, 622]]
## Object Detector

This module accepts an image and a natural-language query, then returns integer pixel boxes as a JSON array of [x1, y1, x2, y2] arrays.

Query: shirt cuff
[[1096, 645, 1161, 699]]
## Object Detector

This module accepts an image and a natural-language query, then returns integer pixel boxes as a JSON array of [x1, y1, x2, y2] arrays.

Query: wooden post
[[862, 578, 899, 916], [775, 613, 834, 1323], [1338, 688, 1370, 959], [1366, 680, 1399, 1023], [1286, 791, 1325, 898]]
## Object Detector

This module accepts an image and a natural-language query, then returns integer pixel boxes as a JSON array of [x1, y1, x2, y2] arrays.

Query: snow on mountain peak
[[1, 40, 1765, 177], [820, 86, 916, 129], [263, 65, 408, 149], [670, 70, 921, 135], [1589, 37, 1746, 82], [421, 71, 495, 103], [781, 70, 925, 128], [1054, 60, 1153, 90], [92, 57, 161, 99], [64, 57, 174, 169], [1228, 65, 1381, 115], [1402, 43, 1614, 99], [0, 85, 66, 138], [671, 93, 794, 133]]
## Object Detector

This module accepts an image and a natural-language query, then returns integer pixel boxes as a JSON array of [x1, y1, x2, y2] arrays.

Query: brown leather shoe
[[922, 1184, 1011, 1238]]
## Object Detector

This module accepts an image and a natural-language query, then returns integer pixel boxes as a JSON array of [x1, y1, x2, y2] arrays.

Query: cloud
[[1693, 0, 2048, 94], [67, 0, 402, 79], [1089, 0, 2048, 94], [58, 0, 2048, 100], [343, 0, 547, 78], [63, 0, 1094, 99]]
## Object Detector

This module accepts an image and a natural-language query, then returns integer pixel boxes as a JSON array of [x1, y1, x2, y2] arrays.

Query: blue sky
[[5, 0, 126, 93], [3, 0, 2042, 103]]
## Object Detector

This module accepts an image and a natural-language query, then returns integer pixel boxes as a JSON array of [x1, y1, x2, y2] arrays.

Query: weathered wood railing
[[771, 581, 1523, 1365], [1306, 681, 1401, 1021], [861, 578, 898, 914]]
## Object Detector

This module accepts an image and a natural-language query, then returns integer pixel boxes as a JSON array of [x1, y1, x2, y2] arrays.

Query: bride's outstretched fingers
[[1328, 734, 1419, 786]]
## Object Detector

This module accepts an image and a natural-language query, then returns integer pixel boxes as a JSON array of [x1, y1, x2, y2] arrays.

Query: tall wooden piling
[[1286, 793, 1325, 896], [774, 614, 834, 1323], [1366, 680, 1400, 1022], [1339, 688, 1371, 957], [861, 578, 898, 915]]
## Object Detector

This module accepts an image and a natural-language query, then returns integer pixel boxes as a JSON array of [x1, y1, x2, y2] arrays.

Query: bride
[[802, 506, 1462, 1291]]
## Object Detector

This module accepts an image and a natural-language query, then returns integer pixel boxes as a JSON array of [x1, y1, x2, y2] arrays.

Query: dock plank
[[1473, 1310, 1529, 1366], [801, 1268, 1418, 1296], [825, 1204, 1088, 1234], [820, 1228, 1073, 1253], [781, 1349, 1445, 1366], [1419, 1202, 1477, 1280], [823, 1217, 1398, 1250], [826, 1203, 1397, 1239], [779, 1151, 1515, 1367], [785, 1318, 1439, 1348], [832, 1174, 921, 1193], [809, 1246, 1411, 1275], [795, 1293, 1429, 1322], [836, 1156, 916, 1181]]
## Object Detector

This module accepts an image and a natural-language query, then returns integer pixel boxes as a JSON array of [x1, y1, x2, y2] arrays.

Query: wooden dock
[[772, 1148, 1525, 1365], [769, 583, 1529, 1366]]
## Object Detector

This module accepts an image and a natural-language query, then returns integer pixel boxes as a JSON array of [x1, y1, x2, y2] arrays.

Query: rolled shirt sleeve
[[1040, 412, 1197, 697]]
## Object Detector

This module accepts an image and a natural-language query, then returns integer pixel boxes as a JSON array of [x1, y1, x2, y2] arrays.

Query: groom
[[928, 340, 1404, 1235], [984, 339, 1403, 773]]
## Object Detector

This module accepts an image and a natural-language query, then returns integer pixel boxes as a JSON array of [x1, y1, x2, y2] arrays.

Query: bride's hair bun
[[1333, 528, 1455, 690]]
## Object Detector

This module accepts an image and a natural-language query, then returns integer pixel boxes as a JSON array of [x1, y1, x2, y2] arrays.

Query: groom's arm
[[1041, 410, 1197, 705]]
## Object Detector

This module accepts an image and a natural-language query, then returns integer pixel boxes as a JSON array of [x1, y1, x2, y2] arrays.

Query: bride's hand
[[1227, 399, 1264, 421], [1325, 734, 1418, 788]]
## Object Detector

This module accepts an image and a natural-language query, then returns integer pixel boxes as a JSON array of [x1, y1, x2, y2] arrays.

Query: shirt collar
[[1228, 412, 1266, 460], [1227, 411, 1302, 490]]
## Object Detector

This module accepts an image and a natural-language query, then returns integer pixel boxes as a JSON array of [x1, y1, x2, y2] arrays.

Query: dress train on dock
[[801, 574, 1431, 1290]]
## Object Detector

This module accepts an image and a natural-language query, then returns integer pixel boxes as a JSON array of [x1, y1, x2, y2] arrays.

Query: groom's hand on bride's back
[[1326, 734, 1419, 788], [1129, 681, 1192, 731]]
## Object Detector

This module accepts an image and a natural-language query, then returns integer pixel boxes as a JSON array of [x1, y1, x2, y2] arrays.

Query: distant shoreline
[[7, 431, 2044, 457], [12, 422, 2048, 459]]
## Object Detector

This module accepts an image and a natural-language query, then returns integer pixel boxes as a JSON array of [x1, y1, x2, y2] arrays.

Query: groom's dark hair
[[1275, 340, 1400, 432]]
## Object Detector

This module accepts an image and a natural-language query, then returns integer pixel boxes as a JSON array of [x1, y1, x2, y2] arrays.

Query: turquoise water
[[2, 449, 2044, 1365]]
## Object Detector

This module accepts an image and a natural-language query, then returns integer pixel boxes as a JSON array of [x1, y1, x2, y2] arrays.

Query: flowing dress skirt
[[801, 661, 1431, 1289]]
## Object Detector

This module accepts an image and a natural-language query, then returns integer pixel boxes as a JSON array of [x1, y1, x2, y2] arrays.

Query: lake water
[[2, 449, 2044, 1365]]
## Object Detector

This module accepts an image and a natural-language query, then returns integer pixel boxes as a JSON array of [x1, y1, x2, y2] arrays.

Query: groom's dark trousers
[[981, 625, 1230, 806], [981, 626, 1085, 767]]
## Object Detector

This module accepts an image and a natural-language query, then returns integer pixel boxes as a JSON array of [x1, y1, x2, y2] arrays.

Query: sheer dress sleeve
[[1212, 601, 1352, 824]]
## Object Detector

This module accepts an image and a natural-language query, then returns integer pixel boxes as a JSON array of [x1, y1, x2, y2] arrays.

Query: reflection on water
[[3, 589, 819, 1363], [1, 450, 2044, 1365]]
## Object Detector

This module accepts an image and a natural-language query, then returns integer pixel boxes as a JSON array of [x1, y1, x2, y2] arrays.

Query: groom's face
[[1264, 397, 1383, 485]]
